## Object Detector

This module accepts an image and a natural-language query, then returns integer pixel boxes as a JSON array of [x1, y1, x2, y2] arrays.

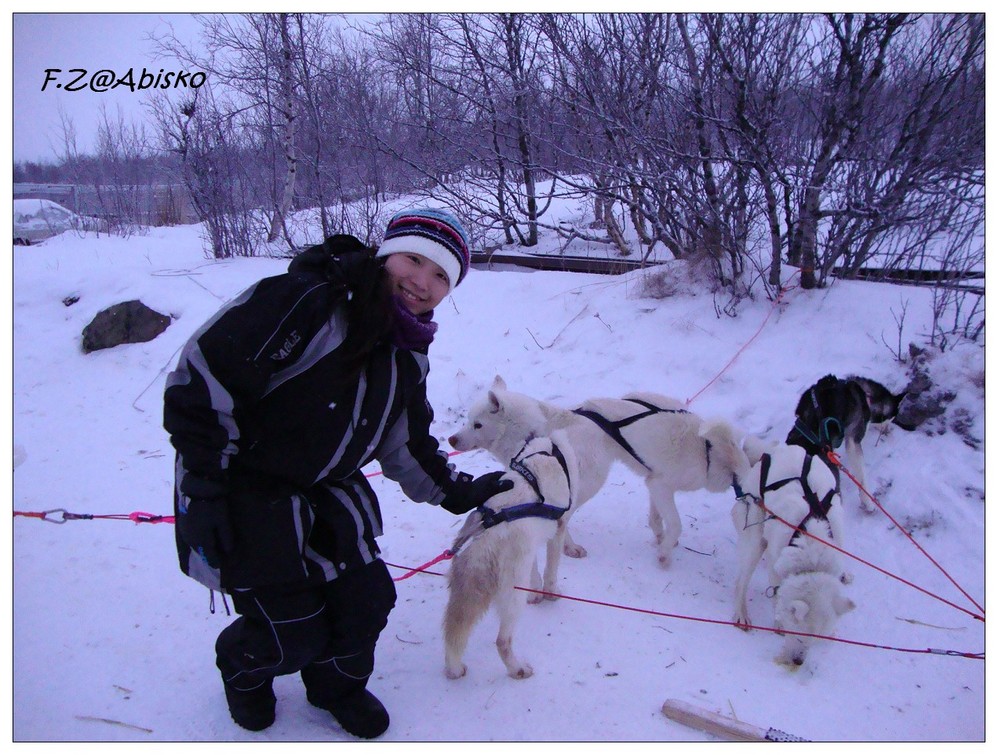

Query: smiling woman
[[161, 206, 509, 738], [382, 253, 451, 315], [375, 208, 472, 315]]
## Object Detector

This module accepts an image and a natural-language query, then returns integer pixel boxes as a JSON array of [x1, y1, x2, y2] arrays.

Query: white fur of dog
[[448, 376, 750, 584], [732, 442, 855, 667], [443, 434, 577, 680]]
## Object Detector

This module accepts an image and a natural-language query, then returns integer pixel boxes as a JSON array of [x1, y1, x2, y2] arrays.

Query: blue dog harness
[[476, 442, 573, 530]]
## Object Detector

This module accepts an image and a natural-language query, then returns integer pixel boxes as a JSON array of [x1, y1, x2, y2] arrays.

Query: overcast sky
[[12, 13, 207, 164]]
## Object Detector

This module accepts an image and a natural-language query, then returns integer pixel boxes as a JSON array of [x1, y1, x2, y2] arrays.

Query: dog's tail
[[700, 419, 751, 492]]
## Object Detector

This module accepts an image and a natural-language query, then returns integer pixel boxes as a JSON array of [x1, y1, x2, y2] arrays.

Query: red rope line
[[14, 507, 980, 658], [382, 560, 982, 661], [392, 550, 454, 581], [13, 509, 175, 524], [753, 496, 983, 623], [685, 271, 801, 407], [824, 450, 984, 617]]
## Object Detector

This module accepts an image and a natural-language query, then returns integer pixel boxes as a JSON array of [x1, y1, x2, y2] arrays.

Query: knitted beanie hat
[[375, 208, 471, 293]]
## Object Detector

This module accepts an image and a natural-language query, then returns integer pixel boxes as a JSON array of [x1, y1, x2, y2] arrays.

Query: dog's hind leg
[[646, 475, 682, 567], [844, 437, 874, 513], [443, 571, 493, 679], [527, 555, 544, 604], [494, 586, 533, 679], [647, 502, 665, 544]]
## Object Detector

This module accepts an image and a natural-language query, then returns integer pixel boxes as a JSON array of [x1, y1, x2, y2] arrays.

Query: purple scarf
[[390, 295, 438, 350]]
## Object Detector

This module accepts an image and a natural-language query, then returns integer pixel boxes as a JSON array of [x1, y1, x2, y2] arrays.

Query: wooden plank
[[661, 699, 807, 742]]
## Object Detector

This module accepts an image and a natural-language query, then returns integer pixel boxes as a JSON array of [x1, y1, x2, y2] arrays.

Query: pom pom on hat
[[375, 208, 471, 293]]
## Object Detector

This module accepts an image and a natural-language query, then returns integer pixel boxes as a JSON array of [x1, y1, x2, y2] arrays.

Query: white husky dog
[[448, 376, 749, 582], [732, 441, 855, 667], [444, 434, 577, 680]]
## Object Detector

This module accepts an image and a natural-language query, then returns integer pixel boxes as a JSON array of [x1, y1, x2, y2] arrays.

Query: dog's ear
[[487, 390, 503, 414], [492, 375, 507, 390], [742, 435, 772, 467], [834, 595, 856, 617]]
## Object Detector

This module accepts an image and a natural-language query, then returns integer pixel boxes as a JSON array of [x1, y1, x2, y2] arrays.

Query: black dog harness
[[572, 398, 699, 472], [751, 452, 836, 544], [476, 443, 573, 530]]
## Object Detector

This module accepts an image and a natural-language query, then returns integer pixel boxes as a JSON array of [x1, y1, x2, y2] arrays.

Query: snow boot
[[309, 688, 389, 739], [301, 645, 389, 739], [223, 679, 276, 732]]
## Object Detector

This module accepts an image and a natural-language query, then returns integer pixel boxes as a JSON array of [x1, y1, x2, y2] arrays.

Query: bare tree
[[819, 15, 984, 281], [267, 13, 298, 243], [700, 14, 809, 289], [142, 8, 982, 313], [153, 14, 312, 249], [152, 85, 264, 258]]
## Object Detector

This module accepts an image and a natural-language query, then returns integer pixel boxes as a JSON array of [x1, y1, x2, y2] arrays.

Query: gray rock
[[82, 300, 171, 353]]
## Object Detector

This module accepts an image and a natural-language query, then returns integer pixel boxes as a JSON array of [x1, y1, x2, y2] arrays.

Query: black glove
[[441, 471, 514, 515], [177, 497, 235, 568]]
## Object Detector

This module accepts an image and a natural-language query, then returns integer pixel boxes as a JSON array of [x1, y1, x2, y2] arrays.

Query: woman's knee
[[220, 584, 332, 677], [324, 560, 397, 641]]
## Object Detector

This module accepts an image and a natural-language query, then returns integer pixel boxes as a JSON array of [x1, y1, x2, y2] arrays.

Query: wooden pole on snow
[[662, 699, 808, 742]]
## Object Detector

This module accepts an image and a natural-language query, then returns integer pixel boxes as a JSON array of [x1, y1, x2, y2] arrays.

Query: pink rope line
[[685, 271, 801, 407], [753, 496, 983, 623], [382, 560, 982, 661], [391, 550, 455, 581], [13, 509, 175, 524], [825, 450, 985, 618]]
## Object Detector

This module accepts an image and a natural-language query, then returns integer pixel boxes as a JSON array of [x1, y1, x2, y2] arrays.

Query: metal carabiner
[[40, 508, 70, 524]]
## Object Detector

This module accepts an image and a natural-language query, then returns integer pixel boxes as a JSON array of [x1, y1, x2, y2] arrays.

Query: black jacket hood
[[288, 234, 382, 288]]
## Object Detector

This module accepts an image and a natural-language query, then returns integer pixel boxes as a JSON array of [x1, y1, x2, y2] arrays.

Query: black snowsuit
[[163, 234, 465, 701]]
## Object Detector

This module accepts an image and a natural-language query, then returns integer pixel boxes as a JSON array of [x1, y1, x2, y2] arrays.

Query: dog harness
[[747, 452, 836, 545], [791, 379, 850, 449], [475, 443, 573, 530], [572, 398, 698, 472]]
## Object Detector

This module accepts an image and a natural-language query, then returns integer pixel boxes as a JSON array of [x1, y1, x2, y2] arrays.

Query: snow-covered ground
[[11, 211, 985, 742]]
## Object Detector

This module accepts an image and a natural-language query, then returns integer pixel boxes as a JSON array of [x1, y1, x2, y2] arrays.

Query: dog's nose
[[448, 435, 459, 448], [793, 656, 804, 666]]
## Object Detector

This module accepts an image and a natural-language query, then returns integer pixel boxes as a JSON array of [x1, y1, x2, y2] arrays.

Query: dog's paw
[[733, 613, 751, 631], [444, 663, 467, 680], [564, 542, 587, 558], [657, 550, 674, 568], [508, 663, 534, 680], [527, 592, 545, 605]]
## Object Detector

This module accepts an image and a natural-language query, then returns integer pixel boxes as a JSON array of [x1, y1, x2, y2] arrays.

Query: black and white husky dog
[[786, 374, 911, 512]]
